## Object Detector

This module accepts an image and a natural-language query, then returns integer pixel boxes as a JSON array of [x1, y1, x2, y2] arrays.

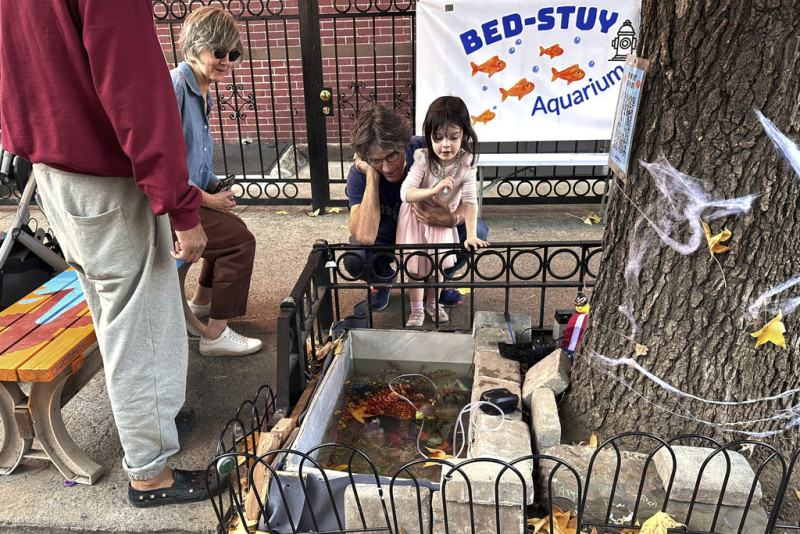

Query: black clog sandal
[[128, 468, 220, 508]]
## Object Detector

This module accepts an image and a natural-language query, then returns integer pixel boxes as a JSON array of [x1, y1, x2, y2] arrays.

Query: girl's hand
[[433, 176, 455, 194], [464, 235, 489, 251], [205, 189, 236, 213]]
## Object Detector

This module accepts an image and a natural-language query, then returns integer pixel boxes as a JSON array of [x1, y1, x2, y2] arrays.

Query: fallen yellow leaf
[[701, 220, 732, 257], [326, 464, 350, 471], [795, 488, 800, 500], [276, 210, 288, 215], [339, 224, 349, 229], [582, 211, 602, 225], [348, 405, 374, 424], [750, 311, 786, 348], [423, 447, 454, 466], [589, 433, 598, 448], [329, 207, 341, 213], [306, 208, 321, 217], [639, 511, 683, 534]]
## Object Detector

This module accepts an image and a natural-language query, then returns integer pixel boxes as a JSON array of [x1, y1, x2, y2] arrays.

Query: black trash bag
[[497, 335, 559, 366]]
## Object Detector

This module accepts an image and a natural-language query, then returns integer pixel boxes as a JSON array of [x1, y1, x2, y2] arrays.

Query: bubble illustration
[[574, 36, 581, 44], [515, 39, 522, 45], [532, 66, 539, 73], [509, 47, 516, 54], [492, 106, 497, 110], [482, 86, 488, 91], [588, 60, 595, 68]]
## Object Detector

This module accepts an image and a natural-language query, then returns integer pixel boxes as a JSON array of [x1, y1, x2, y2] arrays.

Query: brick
[[653, 446, 763, 506], [344, 484, 431, 534], [473, 348, 519, 383], [471, 415, 531, 461], [522, 348, 571, 407], [432, 492, 525, 534], [440, 458, 534, 506], [529, 388, 561, 451]]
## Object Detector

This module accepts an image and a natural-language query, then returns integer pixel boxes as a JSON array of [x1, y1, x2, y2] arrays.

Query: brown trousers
[[195, 207, 256, 320]]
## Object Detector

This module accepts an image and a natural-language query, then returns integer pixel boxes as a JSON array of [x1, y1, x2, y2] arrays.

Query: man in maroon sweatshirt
[[0, 0, 218, 507]]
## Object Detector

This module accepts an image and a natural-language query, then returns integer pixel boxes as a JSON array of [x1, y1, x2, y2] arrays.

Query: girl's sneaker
[[406, 310, 425, 327], [425, 302, 449, 322]]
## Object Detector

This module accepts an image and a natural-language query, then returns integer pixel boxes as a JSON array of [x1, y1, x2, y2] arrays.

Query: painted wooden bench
[[0, 264, 204, 485]]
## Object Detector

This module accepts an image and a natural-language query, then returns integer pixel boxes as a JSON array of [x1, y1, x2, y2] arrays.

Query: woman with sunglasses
[[171, 6, 261, 357]]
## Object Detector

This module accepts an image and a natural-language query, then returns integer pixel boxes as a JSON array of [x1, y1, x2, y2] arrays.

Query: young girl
[[397, 95, 489, 327]]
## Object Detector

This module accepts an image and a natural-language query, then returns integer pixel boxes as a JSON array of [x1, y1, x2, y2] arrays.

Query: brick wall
[[155, 1, 415, 146]]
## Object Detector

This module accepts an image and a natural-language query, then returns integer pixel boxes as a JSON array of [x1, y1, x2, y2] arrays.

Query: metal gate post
[[298, 0, 331, 213]]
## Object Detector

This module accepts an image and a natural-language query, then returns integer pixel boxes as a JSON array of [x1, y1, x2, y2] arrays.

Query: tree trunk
[[562, 0, 800, 462]]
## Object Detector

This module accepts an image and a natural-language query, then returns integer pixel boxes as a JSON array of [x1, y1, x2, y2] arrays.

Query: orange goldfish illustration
[[471, 109, 496, 125], [539, 44, 564, 59], [470, 55, 507, 77], [551, 64, 586, 84], [500, 78, 535, 102]]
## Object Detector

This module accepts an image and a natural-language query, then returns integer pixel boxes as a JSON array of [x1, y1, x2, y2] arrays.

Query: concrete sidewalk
[[0, 202, 603, 533]]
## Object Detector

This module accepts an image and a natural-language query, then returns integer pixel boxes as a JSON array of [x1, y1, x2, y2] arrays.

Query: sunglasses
[[213, 49, 242, 62]]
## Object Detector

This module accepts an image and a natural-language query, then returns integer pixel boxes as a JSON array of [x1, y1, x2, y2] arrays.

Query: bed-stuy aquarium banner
[[416, 1, 640, 141]]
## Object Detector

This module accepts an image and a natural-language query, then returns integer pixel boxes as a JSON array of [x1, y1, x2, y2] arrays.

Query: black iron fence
[[151, 1, 611, 210], [274, 240, 602, 416], [208, 385, 800, 533]]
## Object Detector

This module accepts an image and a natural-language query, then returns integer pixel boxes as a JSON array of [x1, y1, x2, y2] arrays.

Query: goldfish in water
[[551, 64, 586, 84], [539, 44, 564, 59], [499, 78, 535, 102], [471, 109, 496, 125], [470, 55, 506, 77]]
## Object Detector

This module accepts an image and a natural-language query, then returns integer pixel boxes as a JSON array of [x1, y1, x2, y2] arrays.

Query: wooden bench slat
[[0, 269, 79, 338], [17, 307, 96, 382], [0, 270, 93, 381]]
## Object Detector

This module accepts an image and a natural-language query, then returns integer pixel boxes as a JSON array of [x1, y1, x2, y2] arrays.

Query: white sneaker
[[199, 327, 262, 357], [187, 300, 211, 319], [406, 310, 425, 328], [425, 302, 449, 322]]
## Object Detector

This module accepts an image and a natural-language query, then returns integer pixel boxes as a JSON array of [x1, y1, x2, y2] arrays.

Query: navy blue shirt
[[346, 136, 426, 244]]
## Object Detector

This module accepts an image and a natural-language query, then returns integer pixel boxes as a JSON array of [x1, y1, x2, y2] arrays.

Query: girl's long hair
[[422, 95, 479, 170]]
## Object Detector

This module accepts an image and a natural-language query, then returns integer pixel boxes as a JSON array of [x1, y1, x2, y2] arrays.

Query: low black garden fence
[[207, 385, 800, 533]]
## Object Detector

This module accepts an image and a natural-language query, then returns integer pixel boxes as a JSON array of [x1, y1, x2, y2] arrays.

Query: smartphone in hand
[[215, 174, 236, 193]]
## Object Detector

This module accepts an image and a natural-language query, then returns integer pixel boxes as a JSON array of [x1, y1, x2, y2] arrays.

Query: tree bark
[[562, 0, 800, 462]]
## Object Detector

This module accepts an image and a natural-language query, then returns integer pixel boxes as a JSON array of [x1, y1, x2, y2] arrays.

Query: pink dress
[[397, 149, 478, 275]]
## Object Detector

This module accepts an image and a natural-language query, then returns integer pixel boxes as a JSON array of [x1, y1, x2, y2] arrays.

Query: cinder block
[[653, 446, 763, 506], [440, 458, 534, 506], [474, 348, 520, 383], [345, 484, 431, 534], [432, 491, 525, 534], [529, 388, 561, 452], [522, 349, 571, 407]]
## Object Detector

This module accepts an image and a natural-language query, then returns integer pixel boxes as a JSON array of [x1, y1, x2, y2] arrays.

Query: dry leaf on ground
[[276, 210, 288, 215], [750, 311, 786, 348], [634, 343, 649, 356], [639, 511, 683, 534]]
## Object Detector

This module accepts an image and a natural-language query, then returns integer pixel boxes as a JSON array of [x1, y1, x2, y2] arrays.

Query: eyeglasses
[[213, 49, 242, 62], [368, 150, 402, 167]]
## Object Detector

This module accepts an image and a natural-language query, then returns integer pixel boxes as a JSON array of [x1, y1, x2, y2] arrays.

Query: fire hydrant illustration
[[611, 20, 637, 61]]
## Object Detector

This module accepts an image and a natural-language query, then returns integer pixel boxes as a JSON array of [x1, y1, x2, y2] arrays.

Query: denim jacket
[[171, 62, 218, 192]]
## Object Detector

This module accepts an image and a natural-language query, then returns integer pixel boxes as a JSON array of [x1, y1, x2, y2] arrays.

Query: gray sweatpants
[[34, 164, 187, 480]]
